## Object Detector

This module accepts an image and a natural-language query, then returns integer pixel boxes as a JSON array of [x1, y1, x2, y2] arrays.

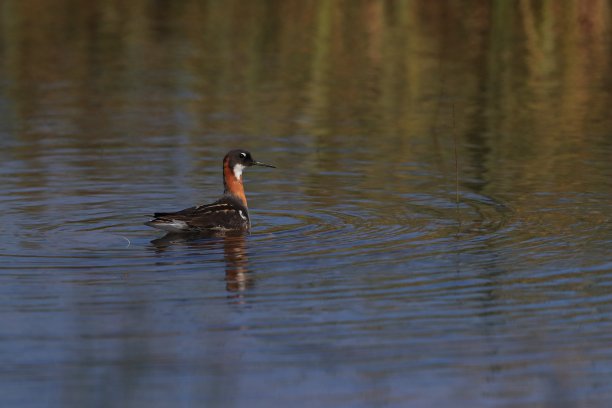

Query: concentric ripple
[[1, 173, 611, 408], [252, 190, 513, 265]]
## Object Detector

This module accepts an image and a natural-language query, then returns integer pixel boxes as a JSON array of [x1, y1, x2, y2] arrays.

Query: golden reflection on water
[[1, 1, 610, 191]]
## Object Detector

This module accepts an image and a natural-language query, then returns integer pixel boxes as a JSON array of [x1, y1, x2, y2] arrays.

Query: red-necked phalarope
[[146, 149, 275, 233]]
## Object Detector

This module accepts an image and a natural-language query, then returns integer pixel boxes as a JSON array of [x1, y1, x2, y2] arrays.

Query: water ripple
[[253, 191, 512, 264]]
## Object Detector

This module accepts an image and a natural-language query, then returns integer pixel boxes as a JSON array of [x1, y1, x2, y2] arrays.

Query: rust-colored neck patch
[[223, 156, 247, 208]]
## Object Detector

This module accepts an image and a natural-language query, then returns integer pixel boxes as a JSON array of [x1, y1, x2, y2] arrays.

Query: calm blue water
[[1, 1, 612, 407]]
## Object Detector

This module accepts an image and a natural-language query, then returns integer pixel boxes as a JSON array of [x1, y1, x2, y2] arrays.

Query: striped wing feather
[[147, 197, 249, 232]]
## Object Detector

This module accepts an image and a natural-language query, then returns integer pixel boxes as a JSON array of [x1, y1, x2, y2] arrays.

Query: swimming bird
[[146, 149, 275, 233]]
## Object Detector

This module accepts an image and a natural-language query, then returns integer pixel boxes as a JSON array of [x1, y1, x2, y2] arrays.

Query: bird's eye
[[239, 152, 247, 159]]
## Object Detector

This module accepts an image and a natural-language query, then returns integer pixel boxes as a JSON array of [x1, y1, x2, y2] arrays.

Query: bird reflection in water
[[149, 231, 252, 294]]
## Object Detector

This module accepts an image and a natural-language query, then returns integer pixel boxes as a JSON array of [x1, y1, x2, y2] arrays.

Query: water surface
[[1, 1, 612, 407]]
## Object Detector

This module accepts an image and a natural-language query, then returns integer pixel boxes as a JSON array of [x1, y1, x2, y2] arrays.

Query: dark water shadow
[[149, 231, 252, 294]]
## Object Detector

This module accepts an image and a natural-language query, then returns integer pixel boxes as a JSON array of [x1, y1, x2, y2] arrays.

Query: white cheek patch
[[233, 164, 245, 180], [238, 210, 247, 220]]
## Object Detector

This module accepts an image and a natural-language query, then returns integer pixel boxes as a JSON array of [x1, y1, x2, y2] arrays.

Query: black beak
[[252, 160, 276, 168]]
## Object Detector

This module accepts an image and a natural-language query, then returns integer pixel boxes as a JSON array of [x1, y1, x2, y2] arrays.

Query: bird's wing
[[147, 198, 248, 232]]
